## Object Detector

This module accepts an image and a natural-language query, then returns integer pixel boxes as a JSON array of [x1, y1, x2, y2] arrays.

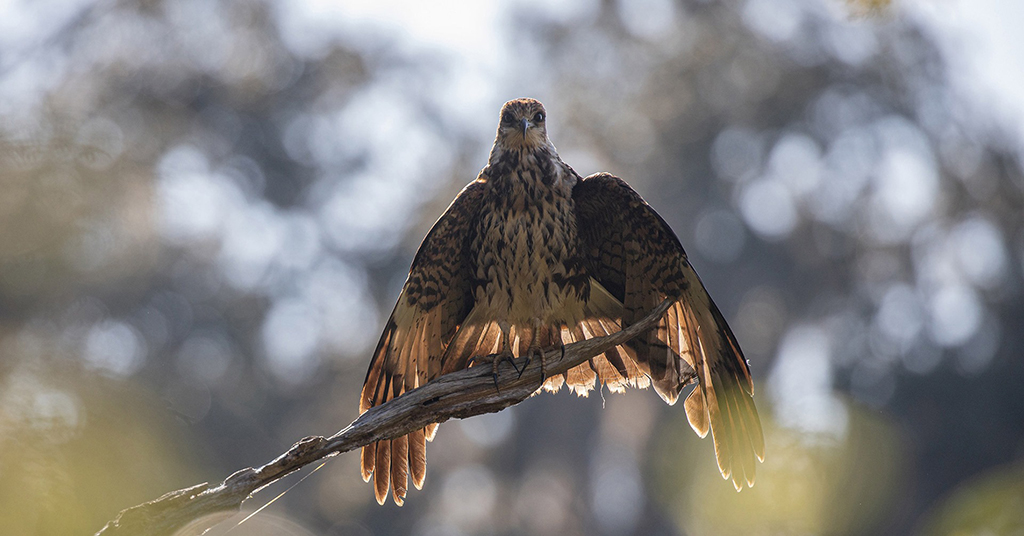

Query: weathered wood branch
[[95, 299, 674, 536]]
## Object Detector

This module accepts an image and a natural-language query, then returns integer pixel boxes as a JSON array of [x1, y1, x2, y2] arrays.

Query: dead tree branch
[[95, 299, 674, 536]]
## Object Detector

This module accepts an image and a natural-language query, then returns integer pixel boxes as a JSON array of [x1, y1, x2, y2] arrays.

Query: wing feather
[[573, 172, 764, 489], [359, 179, 486, 505]]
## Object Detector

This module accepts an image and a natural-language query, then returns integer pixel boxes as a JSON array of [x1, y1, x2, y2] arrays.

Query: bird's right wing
[[359, 178, 486, 505]]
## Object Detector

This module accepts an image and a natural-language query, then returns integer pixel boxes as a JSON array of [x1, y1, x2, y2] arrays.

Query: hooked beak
[[521, 118, 530, 136]]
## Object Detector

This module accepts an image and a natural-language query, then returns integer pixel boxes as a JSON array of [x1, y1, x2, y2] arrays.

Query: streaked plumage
[[359, 98, 764, 505]]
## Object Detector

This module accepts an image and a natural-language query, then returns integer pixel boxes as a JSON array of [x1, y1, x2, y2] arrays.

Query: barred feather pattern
[[358, 99, 764, 506], [358, 180, 484, 505], [572, 172, 765, 490]]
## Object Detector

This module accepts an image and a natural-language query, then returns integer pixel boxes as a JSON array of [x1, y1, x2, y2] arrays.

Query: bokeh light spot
[[739, 178, 798, 240], [83, 319, 146, 378], [694, 208, 746, 263], [927, 283, 983, 348], [458, 408, 515, 448]]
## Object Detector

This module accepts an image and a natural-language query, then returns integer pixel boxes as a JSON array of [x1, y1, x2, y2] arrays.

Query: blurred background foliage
[[1, 0, 1022, 535]]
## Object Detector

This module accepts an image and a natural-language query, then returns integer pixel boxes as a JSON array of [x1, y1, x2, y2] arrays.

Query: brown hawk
[[359, 98, 765, 505]]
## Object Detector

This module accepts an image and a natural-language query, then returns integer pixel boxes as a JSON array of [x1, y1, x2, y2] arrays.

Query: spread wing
[[359, 178, 485, 505], [572, 172, 765, 490]]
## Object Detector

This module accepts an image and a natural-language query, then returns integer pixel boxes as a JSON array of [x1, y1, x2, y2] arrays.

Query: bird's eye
[[501, 112, 514, 125], [533, 112, 545, 122]]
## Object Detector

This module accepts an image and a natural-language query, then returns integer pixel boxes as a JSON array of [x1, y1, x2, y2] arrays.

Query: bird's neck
[[481, 150, 576, 217], [486, 143, 574, 189]]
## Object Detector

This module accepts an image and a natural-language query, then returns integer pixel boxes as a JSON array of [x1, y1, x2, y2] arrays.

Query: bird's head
[[495, 98, 549, 150]]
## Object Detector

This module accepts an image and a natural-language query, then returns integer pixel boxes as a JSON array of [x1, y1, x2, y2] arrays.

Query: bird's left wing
[[359, 178, 485, 505], [572, 172, 765, 490]]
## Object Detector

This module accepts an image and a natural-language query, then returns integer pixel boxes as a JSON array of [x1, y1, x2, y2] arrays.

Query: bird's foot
[[468, 349, 518, 392], [502, 351, 523, 375], [520, 344, 547, 381]]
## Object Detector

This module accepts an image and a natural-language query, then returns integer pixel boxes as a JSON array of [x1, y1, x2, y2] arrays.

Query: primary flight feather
[[359, 98, 764, 505]]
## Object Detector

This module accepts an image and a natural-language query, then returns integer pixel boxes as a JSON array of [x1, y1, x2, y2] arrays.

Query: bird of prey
[[359, 98, 764, 505]]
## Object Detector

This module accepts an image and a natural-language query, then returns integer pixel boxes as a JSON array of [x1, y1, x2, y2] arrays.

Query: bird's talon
[[502, 354, 522, 375], [519, 345, 546, 379]]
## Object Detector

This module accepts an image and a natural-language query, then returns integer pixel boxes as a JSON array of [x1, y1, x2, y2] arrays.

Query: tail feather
[[590, 351, 627, 393], [541, 372, 565, 393], [373, 439, 391, 505], [554, 279, 658, 396], [360, 442, 376, 482], [564, 336, 598, 397], [409, 428, 427, 490], [599, 333, 630, 379], [390, 434, 409, 505]]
